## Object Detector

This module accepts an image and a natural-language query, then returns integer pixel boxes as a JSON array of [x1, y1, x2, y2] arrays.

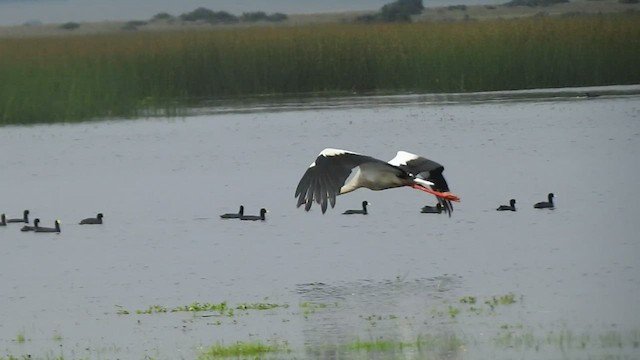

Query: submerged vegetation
[[198, 341, 289, 359], [122, 301, 288, 315], [494, 326, 640, 352], [342, 333, 464, 354], [0, 14, 639, 125], [4, 292, 640, 359]]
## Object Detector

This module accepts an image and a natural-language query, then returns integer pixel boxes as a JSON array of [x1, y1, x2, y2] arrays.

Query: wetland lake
[[1, 86, 639, 359]]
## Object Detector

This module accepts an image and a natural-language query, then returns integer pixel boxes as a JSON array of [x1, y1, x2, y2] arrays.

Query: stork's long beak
[[411, 182, 461, 202]]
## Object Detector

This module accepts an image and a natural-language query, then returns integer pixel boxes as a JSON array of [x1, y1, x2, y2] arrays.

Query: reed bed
[[1, 14, 639, 125]]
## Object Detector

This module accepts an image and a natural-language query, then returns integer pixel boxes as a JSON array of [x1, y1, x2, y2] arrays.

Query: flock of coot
[[496, 193, 555, 212], [0, 210, 104, 233], [219, 206, 268, 221], [313, 192, 555, 216], [216, 192, 554, 221], [3, 194, 553, 231]]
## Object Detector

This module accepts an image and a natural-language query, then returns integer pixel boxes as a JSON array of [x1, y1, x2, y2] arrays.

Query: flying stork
[[295, 148, 460, 215]]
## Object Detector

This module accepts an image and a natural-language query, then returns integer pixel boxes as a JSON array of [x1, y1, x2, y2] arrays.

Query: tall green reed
[[1, 14, 638, 125]]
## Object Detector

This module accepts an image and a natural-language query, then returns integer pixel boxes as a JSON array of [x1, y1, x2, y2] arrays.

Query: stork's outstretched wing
[[295, 148, 395, 213]]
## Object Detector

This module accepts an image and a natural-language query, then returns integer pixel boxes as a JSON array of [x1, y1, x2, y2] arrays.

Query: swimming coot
[[342, 201, 369, 215], [21, 218, 40, 232], [220, 205, 244, 219], [240, 208, 268, 221], [421, 203, 444, 214], [7, 210, 29, 223], [497, 199, 517, 211], [534, 193, 555, 209], [79, 213, 104, 225], [35, 220, 61, 233]]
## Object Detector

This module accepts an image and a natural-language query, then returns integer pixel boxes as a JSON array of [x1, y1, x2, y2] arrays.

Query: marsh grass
[[130, 301, 288, 315], [300, 301, 331, 317], [14, 332, 25, 344], [430, 293, 518, 318], [236, 302, 288, 310], [52, 332, 63, 342], [494, 326, 640, 352], [344, 333, 464, 356], [198, 341, 288, 359], [484, 292, 518, 310], [346, 339, 411, 352], [1, 14, 638, 125]]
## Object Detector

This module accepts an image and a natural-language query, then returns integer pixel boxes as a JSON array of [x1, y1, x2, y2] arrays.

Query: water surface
[[0, 87, 639, 359]]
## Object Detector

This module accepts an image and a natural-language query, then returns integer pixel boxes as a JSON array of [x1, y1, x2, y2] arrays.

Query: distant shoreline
[[1, 0, 638, 38]]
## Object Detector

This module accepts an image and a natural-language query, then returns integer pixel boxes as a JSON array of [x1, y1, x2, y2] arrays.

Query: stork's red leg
[[411, 184, 460, 202]]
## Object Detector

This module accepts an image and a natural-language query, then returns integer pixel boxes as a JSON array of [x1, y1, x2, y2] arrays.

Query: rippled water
[[1, 86, 639, 359]]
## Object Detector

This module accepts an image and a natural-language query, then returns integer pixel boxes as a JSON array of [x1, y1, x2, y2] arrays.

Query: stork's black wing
[[389, 151, 454, 216], [295, 149, 387, 213]]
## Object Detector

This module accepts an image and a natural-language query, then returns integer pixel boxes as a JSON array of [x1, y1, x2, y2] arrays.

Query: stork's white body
[[295, 148, 458, 214]]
